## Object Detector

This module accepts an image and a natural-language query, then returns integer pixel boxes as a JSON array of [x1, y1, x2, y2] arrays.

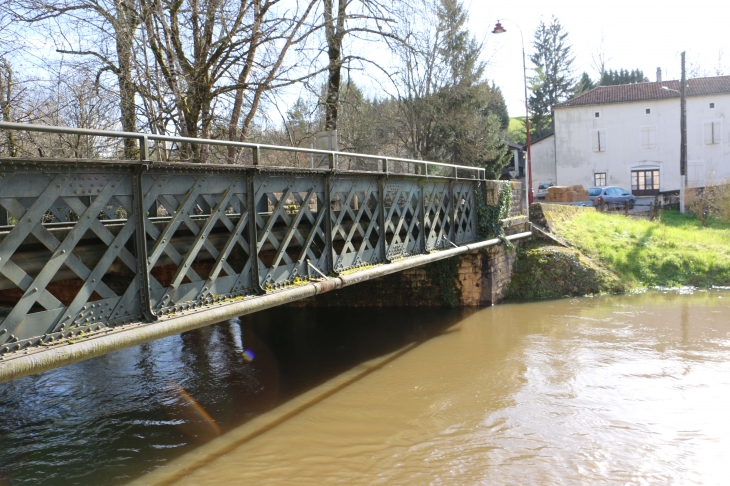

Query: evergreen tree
[[599, 68, 649, 85], [528, 16, 575, 139], [573, 72, 596, 97], [428, 0, 510, 175], [437, 0, 484, 86]]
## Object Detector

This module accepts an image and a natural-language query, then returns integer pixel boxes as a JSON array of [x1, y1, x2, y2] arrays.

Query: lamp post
[[493, 20, 533, 212], [661, 51, 687, 213]]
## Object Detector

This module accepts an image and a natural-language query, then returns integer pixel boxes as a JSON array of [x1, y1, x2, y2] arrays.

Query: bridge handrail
[[0, 121, 485, 180]]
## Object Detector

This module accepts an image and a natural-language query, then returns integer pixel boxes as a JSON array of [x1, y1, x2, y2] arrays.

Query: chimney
[[656, 67, 662, 83]]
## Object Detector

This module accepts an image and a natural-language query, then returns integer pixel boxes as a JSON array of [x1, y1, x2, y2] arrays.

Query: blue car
[[588, 186, 636, 209]]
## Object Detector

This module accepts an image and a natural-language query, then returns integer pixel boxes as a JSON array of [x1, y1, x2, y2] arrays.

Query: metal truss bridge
[[0, 122, 530, 382]]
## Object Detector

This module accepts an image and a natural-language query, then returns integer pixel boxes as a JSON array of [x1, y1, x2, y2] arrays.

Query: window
[[710, 103, 715, 108], [594, 173, 606, 186], [645, 108, 651, 114], [631, 169, 660, 195], [594, 111, 600, 118], [591, 130, 606, 152], [641, 126, 658, 149], [704, 121, 721, 144]]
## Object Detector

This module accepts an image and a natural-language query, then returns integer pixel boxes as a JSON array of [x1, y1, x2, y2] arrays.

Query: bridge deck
[[0, 122, 525, 382]]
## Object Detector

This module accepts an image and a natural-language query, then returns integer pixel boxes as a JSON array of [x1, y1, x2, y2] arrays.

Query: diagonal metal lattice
[[382, 179, 422, 260], [0, 164, 142, 351], [452, 182, 477, 244], [423, 180, 453, 250], [330, 177, 382, 272], [253, 173, 328, 289], [141, 169, 253, 315]]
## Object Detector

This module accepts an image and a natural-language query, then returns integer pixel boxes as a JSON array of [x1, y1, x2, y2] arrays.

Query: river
[[1, 290, 729, 484]]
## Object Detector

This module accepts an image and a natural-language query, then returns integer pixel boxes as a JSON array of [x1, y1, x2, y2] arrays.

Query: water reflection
[[0, 306, 467, 485], [1, 291, 730, 484]]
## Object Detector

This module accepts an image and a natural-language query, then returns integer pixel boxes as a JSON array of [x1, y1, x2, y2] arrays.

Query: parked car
[[536, 182, 554, 200], [588, 186, 636, 208]]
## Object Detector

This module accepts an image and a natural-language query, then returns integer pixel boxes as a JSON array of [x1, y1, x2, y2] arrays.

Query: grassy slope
[[550, 210, 730, 288]]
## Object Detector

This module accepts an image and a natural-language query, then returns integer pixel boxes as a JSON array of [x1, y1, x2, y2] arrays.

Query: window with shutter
[[591, 130, 606, 152], [704, 121, 721, 144], [641, 126, 658, 149]]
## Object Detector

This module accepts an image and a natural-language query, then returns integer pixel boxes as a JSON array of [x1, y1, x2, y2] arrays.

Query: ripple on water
[[3, 293, 730, 484]]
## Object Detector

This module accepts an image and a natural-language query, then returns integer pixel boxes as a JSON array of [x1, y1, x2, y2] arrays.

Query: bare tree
[[591, 34, 610, 82], [136, 0, 321, 162], [0, 58, 17, 156], [15, 0, 141, 158], [320, 0, 402, 131]]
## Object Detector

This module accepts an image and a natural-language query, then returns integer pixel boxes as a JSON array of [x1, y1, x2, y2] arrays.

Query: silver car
[[588, 186, 636, 209], [536, 182, 554, 200]]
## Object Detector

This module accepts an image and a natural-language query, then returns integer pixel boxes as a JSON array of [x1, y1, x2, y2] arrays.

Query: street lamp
[[660, 51, 687, 213], [492, 20, 533, 211]]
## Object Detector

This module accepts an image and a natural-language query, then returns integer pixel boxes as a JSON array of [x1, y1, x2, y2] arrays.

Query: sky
[[467, 0, 729, 118]]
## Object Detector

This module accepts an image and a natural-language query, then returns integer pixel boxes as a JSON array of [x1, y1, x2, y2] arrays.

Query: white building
[[529, 133, 555, 187], [532, 75, 730, 197]]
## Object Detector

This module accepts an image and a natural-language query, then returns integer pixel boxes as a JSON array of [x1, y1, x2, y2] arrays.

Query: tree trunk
[[0, 59, 17, 157], [115, 1, 139, 159], [323, 0, 347, 131]]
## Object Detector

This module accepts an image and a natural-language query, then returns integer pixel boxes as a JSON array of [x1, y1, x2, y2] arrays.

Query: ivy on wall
[[430, 182, 514, 308], [429, 256, 463, 308], [477, 181, 512, 240]]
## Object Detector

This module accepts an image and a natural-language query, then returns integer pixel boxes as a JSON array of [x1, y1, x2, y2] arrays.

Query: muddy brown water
[[1, 290, 729, 484]]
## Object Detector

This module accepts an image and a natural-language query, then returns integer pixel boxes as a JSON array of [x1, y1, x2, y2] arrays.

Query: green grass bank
[[549, 209, 730, 288], [508, 205, 730, 300]]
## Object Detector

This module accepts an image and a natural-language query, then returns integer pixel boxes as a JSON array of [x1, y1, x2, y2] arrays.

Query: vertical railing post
[[418, 179, 426, 253], [132, 164, 155, 321], [139, 135, 149, 162], [139, 135, 158, 217], [448, 180, 456, 245], [324, 174, 335, 274], [378, 176, 388, 262], [328, 152, 335, 170], [252, 146, 260, 166], [247, 169, 263, 293]]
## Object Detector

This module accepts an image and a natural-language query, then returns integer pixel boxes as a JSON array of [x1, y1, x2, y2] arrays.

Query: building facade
[[529, 133, 555, 187], [533, 76, 730, 197]]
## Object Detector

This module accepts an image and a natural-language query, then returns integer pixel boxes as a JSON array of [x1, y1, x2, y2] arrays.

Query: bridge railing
[[0, 122, 485, 179], [0, 123, 488, 355]]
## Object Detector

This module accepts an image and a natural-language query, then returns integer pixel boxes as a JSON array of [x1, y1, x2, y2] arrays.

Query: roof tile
[[555, 75, 730, 108]]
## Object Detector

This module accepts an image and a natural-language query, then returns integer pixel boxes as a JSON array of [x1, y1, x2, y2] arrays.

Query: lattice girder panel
[[423, 180, 453, 250], [142, 168, 253, 314], [254, 173, 328, 288], [382, 178, 423, 260], [453, 181, 477, 244], [330, 177, 382, 272], [0, 162, 143, 350]]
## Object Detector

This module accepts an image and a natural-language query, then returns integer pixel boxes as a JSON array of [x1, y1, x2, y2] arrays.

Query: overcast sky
[[468, 0, 729, 118]]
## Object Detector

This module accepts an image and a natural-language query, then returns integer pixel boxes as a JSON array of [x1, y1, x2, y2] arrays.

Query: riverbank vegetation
[[549, 210, 730, 288], [508, 244, 625, 300]]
